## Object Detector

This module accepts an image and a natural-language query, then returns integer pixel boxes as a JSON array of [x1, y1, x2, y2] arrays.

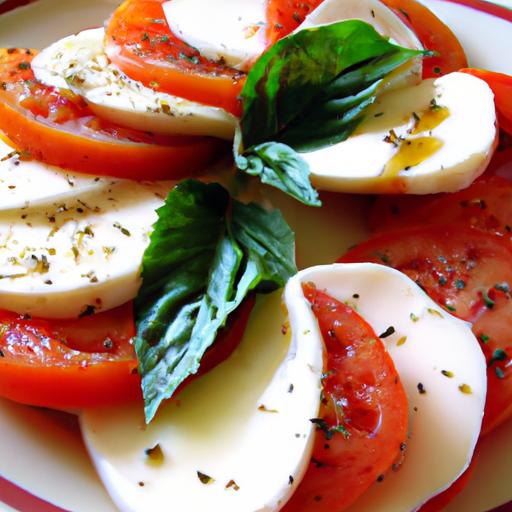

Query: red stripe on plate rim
[[0, 0, 511, 511]]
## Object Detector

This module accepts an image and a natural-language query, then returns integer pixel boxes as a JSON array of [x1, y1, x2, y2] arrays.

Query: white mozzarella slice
[[0, 135, 118, 211], [298, 0, 423, 90], [31, 28, 237, 139], [299, 0, 422, 49], [286, 263, 486, 511], [0, 179, 172, 318], [80, 291, 323, 512], [303, 72, 497, 194], [163, 0, 267, 71]]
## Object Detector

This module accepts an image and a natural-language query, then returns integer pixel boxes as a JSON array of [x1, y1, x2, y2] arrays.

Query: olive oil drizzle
[[383, 105, 450, 178]]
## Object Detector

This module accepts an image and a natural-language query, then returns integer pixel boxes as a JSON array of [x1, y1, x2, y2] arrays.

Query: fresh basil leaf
[[135, 179, 297, 422], [240, 20, 425, 149], [235, 131, 321, 207], [235, 20, 426, 205]]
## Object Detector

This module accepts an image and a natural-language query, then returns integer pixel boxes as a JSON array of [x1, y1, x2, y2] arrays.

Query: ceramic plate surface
[[0, 1, 511, 511]]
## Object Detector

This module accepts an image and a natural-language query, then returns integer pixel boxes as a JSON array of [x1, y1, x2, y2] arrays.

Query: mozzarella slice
[[0, 135, 117, 211], [31, 28, 237, 139], [80, 291, 323, 512], [299, 0, 422, 50], [163, 0, 267, 71], [303, 72, 497, 194], [0, 179, 172, 318], [287, 263, 486, 511], [297, 0, 423, 91]]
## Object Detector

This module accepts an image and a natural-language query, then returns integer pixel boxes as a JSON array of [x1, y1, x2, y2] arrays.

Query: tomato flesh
[[369, 176, 512, 237], [0, 298, 254, 410], [105, 0, 244, 116], [381, 0, 467, 78], [265, 0, 323, 46], [0, 48, 226, 179], [341, 227, 512, 434], [283, 283, 408, 512]]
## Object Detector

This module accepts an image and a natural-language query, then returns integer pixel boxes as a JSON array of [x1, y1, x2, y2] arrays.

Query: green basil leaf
[[135, 179, 297, 422], [241, 19, 425, 149], [235, 131, 321, 207]]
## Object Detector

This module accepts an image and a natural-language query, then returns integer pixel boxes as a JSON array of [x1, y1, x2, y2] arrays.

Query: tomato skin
[[283, 284, 408, 512], [0, 298, 254, 410], [105, 0, 244, 116], [340, 227, 512, 434], [381, 0, 467, 78], [0, 48, 227, 180], [460, 69, 512, 135], [369, 176, 512, 237]]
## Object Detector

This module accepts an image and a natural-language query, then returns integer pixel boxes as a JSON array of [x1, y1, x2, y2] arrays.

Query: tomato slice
[[283, 283, 408, 512], [340, 227, 512, 434], [0, 298, 254, 410], [460, 69, 512, 135], [381, 0, 468, 78], [369, 176, 512, 236], [105, 0, 244, 116], [0, 48, 225, 179], [265, 0, 323, 46]]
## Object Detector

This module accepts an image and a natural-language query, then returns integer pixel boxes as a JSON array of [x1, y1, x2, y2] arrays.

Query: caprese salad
[[0, 0, 511, 511]]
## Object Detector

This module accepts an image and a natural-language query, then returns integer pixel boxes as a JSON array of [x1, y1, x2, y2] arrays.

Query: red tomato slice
[[0, 298, 254, 410], [0, 48, 226, 179], [265, 0, 323, 46], [105, 0, 244, 116], [283, 283, 408, 512], [369, 176, 512, 237], [340, 227, 512, 434], [460, 69, 512, 135], [381, 0, 468, 78]]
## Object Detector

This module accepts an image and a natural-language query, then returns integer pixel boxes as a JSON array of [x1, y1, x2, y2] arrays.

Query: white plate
[[0, 1, 511, 511]]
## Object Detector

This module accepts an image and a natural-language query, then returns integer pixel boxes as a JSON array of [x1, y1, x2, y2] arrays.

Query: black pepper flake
[[138, 481, 145, 487], [0, 348, 4, 357], [288, 383, 294, 393], [376, 474, 385, 482], [103, 338, 114, 350], [417, 383, 426, 395], [313, 495, 322, 502], [288, 475, 294, 485], [79, 304, 96, 318], [311, 457, 326, 469], [379, 326, 395, 339], [197, 471, 215, 485]]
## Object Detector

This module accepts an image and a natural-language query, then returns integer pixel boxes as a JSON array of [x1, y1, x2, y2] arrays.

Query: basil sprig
[[236, 20, 427, 206], [135, 179, 297, 422]]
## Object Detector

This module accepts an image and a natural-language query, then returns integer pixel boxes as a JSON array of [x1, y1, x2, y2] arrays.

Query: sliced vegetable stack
[[0, 0, 511, 511]]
